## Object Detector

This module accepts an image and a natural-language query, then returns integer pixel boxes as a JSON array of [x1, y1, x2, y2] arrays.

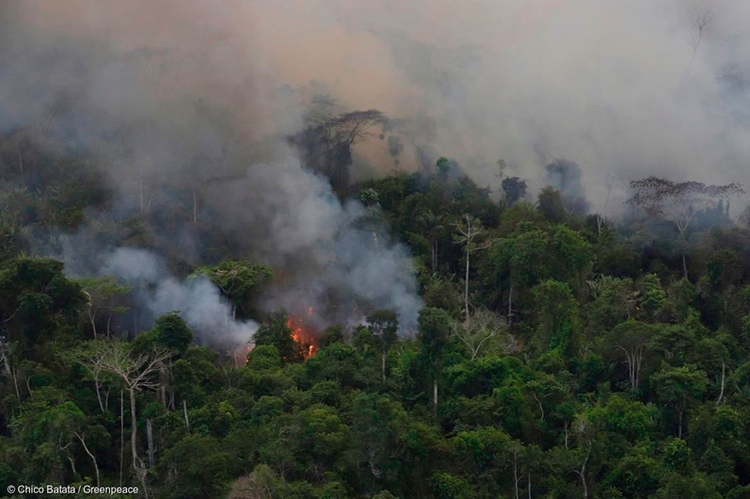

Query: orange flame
[[287, 308, 317, 359], [234, 344, 253, 366]]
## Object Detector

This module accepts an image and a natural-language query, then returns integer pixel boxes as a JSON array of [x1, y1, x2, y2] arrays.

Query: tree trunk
[[12, 367, 20, 401], [129, 387, 138, 470], [682, 253, 688, 280], [75, 432, 100, 486], [89, 311, 98, 338], [527, 473, 532, 499], [381, 351, 386, 383], [716, 362, 725, 405], [464, 249, 470, 322], [678, 407, 684, 439], [433, 380, 438, 410], [183, 400, 190, 430], [574, 440, 592, 499], [146, 419, 155, 468], [120, 389, 124, 486], [513, 449, 520, 499], [94, 379, 105, 414]]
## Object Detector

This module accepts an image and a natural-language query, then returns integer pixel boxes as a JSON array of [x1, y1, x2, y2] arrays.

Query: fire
[[287, 308, 317, 359], [233, 344, 253, 366]]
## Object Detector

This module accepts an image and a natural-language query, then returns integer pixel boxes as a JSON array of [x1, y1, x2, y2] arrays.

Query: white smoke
[[239, 158, 423, 333], [102, 248, 257, 347]]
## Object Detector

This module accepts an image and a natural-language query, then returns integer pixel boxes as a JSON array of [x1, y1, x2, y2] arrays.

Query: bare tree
[[81, 341, 174, 475], [573, 414, 594, 499], [628, 176, 744, 278], [452, 308, 510, 360], [690, 8, 713, 68], [453, 215, 492, 322], [73, 431, 101, 487]]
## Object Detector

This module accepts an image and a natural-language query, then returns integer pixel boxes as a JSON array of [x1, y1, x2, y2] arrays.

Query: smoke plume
[[102, 248, 258, 347]]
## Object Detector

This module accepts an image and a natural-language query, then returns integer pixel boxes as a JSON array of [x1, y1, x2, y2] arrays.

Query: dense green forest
[[3, 132, 750, 499]]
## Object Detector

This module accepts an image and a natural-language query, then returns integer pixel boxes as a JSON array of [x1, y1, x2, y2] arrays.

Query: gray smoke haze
[[0, 0, 426, 340], [101, 248, 258, 347], [4, 1, 750, 205], [3, 0, 750, 341]]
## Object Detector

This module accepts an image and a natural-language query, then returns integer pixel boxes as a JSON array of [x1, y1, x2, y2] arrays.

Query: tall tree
[[653, 363, 708, 438], [293, 107, 388, 192], [501, 177, 528, 206], [366, 310, 399, 382], [452, 308, 511, 360], [602, 320, 658, 392], [627, 177, 744, 278], [192, 260, 272, 321], [418, 307, 453, 410], [454, 215, 491, 322], [81, 341, 174, 479], [78, 276, 131, 338], [532, 280, 578, 354]]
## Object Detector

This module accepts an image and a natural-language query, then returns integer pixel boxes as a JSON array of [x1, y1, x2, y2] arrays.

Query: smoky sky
[[5, 1, 750, 207], [2, 0, 750, 340]]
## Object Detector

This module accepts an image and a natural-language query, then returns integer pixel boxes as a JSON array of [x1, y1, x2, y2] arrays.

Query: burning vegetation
[[287, 311, 317, 359]]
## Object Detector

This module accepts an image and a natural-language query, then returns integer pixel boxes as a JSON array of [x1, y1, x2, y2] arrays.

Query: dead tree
[[82, 341, 173, 475], [452, 308, 509, 360], [690, 8, 713, 68]]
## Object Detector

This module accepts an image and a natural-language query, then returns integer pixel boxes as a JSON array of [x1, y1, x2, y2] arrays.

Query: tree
[[159, 433, 234, 499], [152, 313, 192, 356], [0, 257, 86, 358], [81, 340, 174, 478], [603, 321, 658, 392], [690, 8, 713, 68], [454, 215, 491, 321], [253, 312, 305, 363], [192, 260, 272, 321], [537, 186, 566, 223], [452, 308, 511, 360], [366, 310, 399, 382], [416, 210, 445, 272], [572, 413, 595, 499], [627, 177, 744, 278], [293, 107, 388, 192], [78, 276, 131, 338], [418, 308, 453, 409], [350, 393, 407, 493], [653, 363, 708, 438], [501, 177, 528, 206], [532, 280, 578, 354]]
